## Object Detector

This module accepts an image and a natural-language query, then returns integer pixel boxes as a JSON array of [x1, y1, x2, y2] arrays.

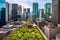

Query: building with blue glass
[[26, 8, 30, 20], [41, 9, 44, 18], [0, 8, 6, 27], [44, 3, 51, 20], [17, 5, 22, 21], [32, 3, 39, 20], [0, 0, 6, 27]]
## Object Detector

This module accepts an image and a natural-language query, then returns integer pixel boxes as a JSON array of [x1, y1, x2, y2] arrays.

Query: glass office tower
[[0, 0, 6, 27], [41, 9, 44, 18], [26, 8, 30, 20], [0, 0, 6, 19], [33, 3, 39, 20], [45, 3, 51, 20], [17, 5, 22, 21]]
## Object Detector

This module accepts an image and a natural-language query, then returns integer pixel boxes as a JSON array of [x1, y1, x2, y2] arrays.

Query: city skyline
[[6, 0, 52, 11]]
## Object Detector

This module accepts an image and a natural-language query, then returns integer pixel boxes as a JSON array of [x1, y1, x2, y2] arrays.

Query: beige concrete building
[[42, 23, 60, 39], [52, 0, 60, 25], [6, 2, 9, 22]]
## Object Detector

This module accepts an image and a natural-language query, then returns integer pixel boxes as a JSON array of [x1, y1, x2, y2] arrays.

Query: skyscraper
[[52, 0, 60, 25], [26, 8, 30, 20], [23, 8, 26, 13], [22, 8, 27, 21], [0, 8, 6, 27], [17, 5, 22, 21], [1, 8, 5, 22], [39, 9, 41, 18], [33, 3, 39, 20], [6, 2, 9, 22], [0, 11, 1, 20], [18, 5, 22, 15], [9, 4, 12, 20], [0, 0, 6, 27], [41, 9, 44, 18], [45, 3, 51, 20], [12, 4, 18, 21], [27, 8, 30, 13], [38, 9, 44, 21]]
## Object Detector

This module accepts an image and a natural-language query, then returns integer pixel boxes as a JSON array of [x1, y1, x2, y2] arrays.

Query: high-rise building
[[0, 0, 6, 27], [33, 3, 39, 20], [0, 11, 1, 20], [52, 0, 60, 25], [26, 8, 30, 20], [37, 9, 44, 22], [23, 8, 26, 13], [22, 8, 27, 21], [1, 8, 5, 22], [12, 4, 18, 21], [0, 8, 6, 27], [9, 4, 12, 20], [27, 8, 30, 13], [41, 9, 44, 18], [17, 5, 22, 21], [6, 2, 9, 22], [18, 5, 22, 15], [45, 3, 51, 20], [39, 9, 41, 18]]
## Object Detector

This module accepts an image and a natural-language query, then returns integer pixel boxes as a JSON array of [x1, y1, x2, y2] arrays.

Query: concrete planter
[[36, 26, 48, 40], [4, 25, 48, 40]]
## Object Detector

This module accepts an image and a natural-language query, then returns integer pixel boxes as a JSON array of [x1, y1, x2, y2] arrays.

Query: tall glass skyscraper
[[33, 3, 39, 20], [0, 0, 6, 19], [17, 5, 22, 21], [0, 0, 6, 27], [45, 3, 51, 20], [26, 8, 30, 20], [41, 9, 44, 18]]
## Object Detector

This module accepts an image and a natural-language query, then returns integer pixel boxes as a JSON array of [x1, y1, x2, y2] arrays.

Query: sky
[[0, 0, 5, 10], [6, 0, 52, 11]]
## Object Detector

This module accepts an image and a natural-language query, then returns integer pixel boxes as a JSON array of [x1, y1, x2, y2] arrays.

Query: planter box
[[4, 24, 48, 40]]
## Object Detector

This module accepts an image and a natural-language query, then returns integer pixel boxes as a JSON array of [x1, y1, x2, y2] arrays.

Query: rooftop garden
[[5, 25, 45, 40]]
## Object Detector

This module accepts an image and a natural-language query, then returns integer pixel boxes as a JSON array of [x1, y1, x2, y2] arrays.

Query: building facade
[[12, 4, 18, 21], [22, 8, 27, 21], [33, 3, 39, 20], [1, 8, 6, 27], [36, 9, 44, 21], [17, 5, 22, 21], [45, 3, 51, 20], [26, 8, 30, 20], [6, 2, 9, 22], [41, 9, 44, 18], [0, 0, 6, 27], [52, 0, 60, 25]]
